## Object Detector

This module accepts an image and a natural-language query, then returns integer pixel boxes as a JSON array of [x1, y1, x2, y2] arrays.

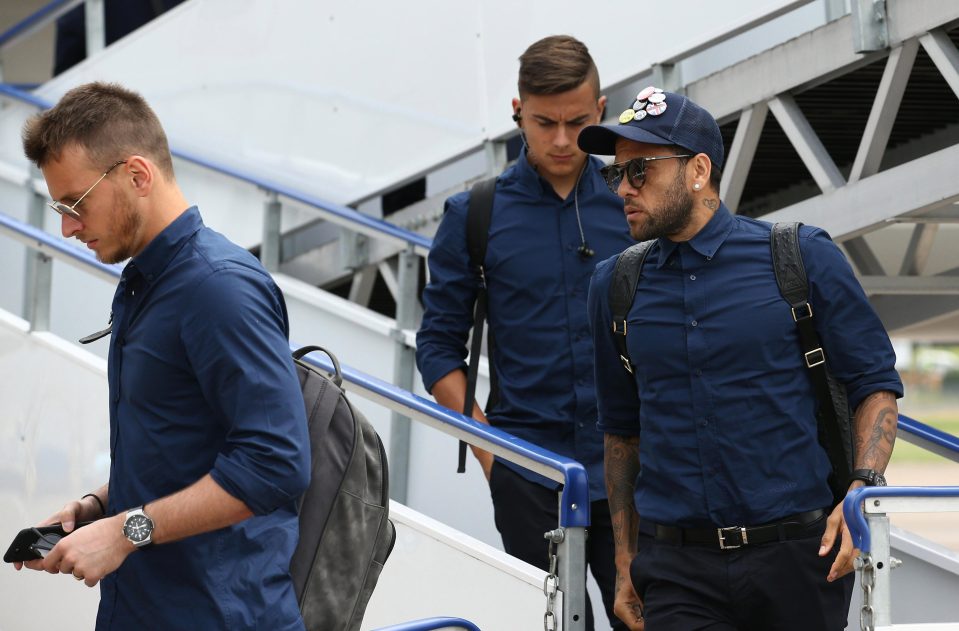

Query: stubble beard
[[99, 191, 144, 264], [629, 172, 694, 242]]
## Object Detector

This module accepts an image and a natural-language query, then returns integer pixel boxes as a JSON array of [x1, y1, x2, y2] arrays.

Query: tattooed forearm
[[605, 434, 641, 557], [853, 390, 898, 472]]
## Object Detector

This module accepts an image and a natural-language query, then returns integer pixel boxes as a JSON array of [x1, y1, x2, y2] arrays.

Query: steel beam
[[768, 94, 845, 194], [899, 224, 938, 276], [722, 102, 768, 213], [764, 143, 959, 240], [843, 237, 886, 276], [849, 39, 919, 183], [919, 28, 959, 101], [860, 275, 959, 295]]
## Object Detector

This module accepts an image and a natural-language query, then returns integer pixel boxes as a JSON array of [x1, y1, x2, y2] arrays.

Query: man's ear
[[511, 97, 523, 127], [125, 155, 154, 198], [597, 95, 607, 122]]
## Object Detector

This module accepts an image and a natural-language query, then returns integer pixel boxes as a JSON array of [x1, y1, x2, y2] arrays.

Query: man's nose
[[61, 213, 82, 238]]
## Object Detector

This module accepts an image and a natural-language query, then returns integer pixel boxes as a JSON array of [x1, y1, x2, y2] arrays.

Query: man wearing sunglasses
[[417, 36, 633, 630], [579, 89, 902, 630], [16, 82, 310, 630]]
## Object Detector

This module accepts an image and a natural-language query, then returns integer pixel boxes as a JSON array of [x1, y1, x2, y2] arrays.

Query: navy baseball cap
[[578, 86, 725, 170]]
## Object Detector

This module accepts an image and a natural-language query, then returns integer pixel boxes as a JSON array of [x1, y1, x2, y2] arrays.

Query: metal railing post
[[558, 525, 588, 631], [261, 191, 281, 272], [84, 0, 106, 56], [23, 168, 53, 331], [864, 510, 892, 628], [388, 246, 420, 503]]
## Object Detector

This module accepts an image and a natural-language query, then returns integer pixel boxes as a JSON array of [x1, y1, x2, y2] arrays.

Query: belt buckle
[[717, 526, 749, 550]]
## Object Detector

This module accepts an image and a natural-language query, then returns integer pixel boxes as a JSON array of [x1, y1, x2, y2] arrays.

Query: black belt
[[647, 508, 826, 550]]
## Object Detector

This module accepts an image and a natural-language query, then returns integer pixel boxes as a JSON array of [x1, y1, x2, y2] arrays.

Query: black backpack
[[608, 223, 854, 505], [290, 346, 396, 631]]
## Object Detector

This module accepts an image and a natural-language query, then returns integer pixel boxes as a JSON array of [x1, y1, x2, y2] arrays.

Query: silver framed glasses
[[48, 159, 127, 220], [600, 154, 691, 194]]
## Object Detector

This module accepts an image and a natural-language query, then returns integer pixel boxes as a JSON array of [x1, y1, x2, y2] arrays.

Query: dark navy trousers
[[630, 514, 855, 630], [489, 460, 627, 631]]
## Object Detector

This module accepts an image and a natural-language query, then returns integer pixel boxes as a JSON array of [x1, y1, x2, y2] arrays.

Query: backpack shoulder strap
[[457, 176, 497, 473], [770, 222, 809, 309], [466, 177, 497, 275], [770, 222, 853, 504], [609, 240, 654, 374]]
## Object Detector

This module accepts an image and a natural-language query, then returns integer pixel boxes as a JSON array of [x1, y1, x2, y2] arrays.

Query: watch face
[[124, 514, 153, 543]]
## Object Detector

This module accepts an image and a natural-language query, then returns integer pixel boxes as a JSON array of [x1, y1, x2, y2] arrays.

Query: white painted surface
[[362, 502, 547, 631]]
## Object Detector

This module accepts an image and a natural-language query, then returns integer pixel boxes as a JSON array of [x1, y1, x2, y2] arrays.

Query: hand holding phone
[[4, 522, 93, 563]]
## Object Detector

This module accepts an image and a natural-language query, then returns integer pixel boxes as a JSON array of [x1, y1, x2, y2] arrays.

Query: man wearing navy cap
[[579, 88, 903, 630]]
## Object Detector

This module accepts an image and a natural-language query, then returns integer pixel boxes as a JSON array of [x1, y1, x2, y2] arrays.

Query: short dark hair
[[22, 81, 175, 177], [517, 35, 600, 99]]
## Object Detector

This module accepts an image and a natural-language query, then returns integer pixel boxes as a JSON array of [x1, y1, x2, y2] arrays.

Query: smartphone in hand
[[4, 522, 93, 563]]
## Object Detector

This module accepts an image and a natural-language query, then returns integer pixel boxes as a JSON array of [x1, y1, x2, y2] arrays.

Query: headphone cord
[[573, 161, 594, 258]]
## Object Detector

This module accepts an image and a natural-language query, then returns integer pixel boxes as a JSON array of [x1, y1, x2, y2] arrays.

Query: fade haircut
[[22, 81, 175, 178], [517, 35, 600, 99]]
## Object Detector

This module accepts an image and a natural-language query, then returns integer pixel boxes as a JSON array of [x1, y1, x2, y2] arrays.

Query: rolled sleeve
[[182, 268, 310, 515], [801, 227, 904, 411], [588, 255, 642, 436], [416, 192, 479, 392]]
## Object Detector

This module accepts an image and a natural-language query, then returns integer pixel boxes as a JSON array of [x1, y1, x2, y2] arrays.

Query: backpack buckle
[[612, 320, 627, 336], [805, 348, 826, 368], [791, 303, 813, 321], [620, 355, 634, 374]]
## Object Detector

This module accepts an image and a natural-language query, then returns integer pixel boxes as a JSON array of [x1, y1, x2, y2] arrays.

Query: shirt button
[[696, 369, 702, 376], [689, 274, 696, 281], [700, 419, 708, 427], [691, 320, 698, 327], [578, 422, 585, 428]]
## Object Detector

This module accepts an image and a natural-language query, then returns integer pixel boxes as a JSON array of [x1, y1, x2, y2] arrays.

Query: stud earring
[[693, 183, 701, 190]]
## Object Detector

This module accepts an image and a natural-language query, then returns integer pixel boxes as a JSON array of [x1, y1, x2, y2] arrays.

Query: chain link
[[543, 530, 562, 631], [859, 553, 875, 631]]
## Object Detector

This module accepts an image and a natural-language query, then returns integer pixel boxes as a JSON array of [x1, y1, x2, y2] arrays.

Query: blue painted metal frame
[[0, 84, 432, 253], [844, 485, 959, 553], [372, 616, 482, 631], [296, 350, 591, 528], [899, 413, 959, 462], [0, 0, 83, 51]]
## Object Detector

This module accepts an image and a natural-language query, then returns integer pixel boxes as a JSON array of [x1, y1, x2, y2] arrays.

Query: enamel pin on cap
[[620, 86, 667, 123]]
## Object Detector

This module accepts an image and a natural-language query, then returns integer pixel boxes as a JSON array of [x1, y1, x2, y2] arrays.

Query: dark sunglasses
[[600, 154, 692, 194]]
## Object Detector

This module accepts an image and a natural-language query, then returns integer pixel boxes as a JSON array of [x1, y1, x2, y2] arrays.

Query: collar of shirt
[[653, 203, 735, 268], [125, 206, 203, 285]]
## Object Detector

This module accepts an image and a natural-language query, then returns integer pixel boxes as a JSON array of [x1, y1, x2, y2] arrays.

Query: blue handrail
[[0, 208, 590, 528], [0, 211, 122, 282], [0, 83, 432, 254], [0, 0, 83, 51], [373, 617, 481, 631], [844, 485, 959, 553], [899, 413, 959, 461]]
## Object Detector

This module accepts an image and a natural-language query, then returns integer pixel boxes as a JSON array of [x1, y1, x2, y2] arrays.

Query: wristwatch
[[122, 506, 155, 548], [851, 469, 887, 487]]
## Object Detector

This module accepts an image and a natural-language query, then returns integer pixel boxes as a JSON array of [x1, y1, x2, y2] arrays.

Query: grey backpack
[[290, 346, 396, 631]]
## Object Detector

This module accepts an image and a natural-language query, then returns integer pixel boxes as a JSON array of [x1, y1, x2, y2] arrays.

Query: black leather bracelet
[[82, 493, 106, 516]]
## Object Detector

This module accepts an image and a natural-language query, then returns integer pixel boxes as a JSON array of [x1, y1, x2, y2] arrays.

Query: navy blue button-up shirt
[[588, 205, 903, 526], [417, 152, 634, 499], [97, 207, 310, 630]]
